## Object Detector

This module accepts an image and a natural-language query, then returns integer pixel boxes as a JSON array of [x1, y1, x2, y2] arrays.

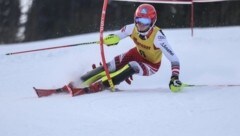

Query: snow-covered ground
[[0, 27, 240, 136]]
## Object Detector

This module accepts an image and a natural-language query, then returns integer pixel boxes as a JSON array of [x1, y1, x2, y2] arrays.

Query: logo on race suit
[[141, 8, 148, 14], [158, 35, 165, 40], [121, 26, 126, 32], [133, 37, 151, 50], [160, 43, 174, 56]]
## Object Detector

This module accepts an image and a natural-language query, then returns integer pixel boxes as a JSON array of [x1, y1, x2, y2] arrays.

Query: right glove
[[103, 34, 120, 46], [169, 75, 182, 92]]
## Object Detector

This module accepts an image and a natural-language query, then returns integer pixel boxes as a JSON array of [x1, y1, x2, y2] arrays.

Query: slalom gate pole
[[99, 0, 115, 91], [183, 84, 240, 88], [191, 0, 194, 37], [6, 41, 99, 55]]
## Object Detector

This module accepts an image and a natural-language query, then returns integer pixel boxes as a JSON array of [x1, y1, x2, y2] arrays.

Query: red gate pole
[[191, 0, 194, 36], [99, 0, 115, 91]]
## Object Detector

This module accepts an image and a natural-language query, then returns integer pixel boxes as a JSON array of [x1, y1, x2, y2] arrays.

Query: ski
[[33, 87, 63, 98], [33, 85, 87, 98]]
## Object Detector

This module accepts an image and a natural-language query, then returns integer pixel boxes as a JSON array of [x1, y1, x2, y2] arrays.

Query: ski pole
[[183, 83, 240, 87], [6, 41, 99, 55]]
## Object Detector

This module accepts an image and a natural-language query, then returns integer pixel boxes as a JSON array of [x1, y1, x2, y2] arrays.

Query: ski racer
[[35, 4, 183, 97]]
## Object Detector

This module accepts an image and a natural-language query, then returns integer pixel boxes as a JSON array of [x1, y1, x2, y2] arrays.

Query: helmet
[[134, 4, 157, 35]]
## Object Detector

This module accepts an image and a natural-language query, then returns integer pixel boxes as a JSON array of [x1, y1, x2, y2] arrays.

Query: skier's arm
[[103, 24, 134, 46], [154, 31, 180, 76], [154, 31, 182, 92]]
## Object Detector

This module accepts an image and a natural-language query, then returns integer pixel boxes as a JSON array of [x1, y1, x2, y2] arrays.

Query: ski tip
[[6, 53, 12, 55], [33, 87, 41, 98]]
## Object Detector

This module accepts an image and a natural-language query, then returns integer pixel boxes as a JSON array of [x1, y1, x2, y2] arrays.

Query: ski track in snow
[[0, 27, 240, 136]]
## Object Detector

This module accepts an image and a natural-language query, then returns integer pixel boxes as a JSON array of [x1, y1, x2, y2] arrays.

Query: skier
[[35, 4, 183, 97]]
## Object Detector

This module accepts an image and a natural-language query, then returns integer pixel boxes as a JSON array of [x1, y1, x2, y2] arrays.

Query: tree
[[0, 0, 20, 44]]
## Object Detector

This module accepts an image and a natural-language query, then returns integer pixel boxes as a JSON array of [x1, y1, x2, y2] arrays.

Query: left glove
[[103, 34, 120, 46], [169, 75, 182, 92]]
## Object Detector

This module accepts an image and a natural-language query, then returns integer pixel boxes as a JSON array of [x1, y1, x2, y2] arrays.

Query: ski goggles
[[135, 17, 151, 25]]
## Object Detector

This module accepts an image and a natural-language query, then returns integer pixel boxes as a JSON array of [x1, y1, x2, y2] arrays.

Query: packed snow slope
[[0, 27, 240, 136]]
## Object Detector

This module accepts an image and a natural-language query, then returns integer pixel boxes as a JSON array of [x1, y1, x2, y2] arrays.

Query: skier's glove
[[103, 34, 120, 46], [169, 75, 182, 92]]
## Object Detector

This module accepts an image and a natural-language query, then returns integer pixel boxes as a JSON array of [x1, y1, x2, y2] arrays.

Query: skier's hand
[[103, 34, 120, 46], [169, 75, 182, 92]]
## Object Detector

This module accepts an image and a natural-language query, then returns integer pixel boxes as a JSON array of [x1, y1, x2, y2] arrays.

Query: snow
[[0, 27, 240, 136]]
